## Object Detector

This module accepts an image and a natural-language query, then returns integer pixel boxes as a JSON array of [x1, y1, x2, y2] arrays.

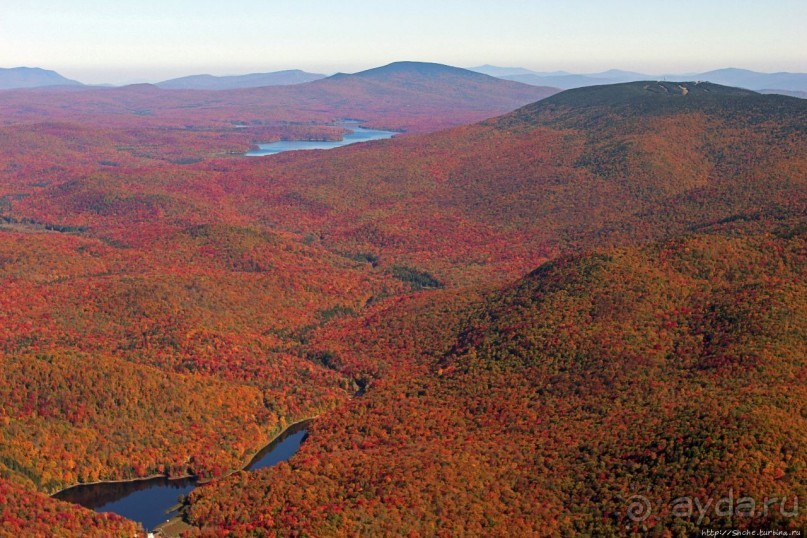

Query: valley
[[0, 64, 804, 537]]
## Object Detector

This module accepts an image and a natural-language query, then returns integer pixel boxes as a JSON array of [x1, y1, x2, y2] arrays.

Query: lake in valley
[[53, 421, 310, 532], [245, 123, 397, 156]]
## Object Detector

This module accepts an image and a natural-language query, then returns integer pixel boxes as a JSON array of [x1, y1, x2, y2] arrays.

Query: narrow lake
[[53, 420, 310, 532], [245, 123, 397, 156]]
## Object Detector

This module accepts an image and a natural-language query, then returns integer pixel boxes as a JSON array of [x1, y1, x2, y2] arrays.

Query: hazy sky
[[2, 0, 805, 84]]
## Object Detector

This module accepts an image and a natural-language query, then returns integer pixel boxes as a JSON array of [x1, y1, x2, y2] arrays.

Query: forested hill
[[0, 78, 804, 535], [493, 80, 798, 127], [180, 85, 806, 537], [156, 69, 326, 90], [331, 60, 551, 93], [185, 227, 806, 535], [219, 81, 805, 284]]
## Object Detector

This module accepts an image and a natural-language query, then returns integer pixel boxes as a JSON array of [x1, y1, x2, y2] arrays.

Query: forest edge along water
[[53, 419, 312, 533], [50, 119, 389, 533], [49, 121, 387, 534]]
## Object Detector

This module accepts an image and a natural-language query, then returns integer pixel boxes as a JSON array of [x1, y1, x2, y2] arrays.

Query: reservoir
[[53, 420, 310, 532], [245, 123, 397, 156]]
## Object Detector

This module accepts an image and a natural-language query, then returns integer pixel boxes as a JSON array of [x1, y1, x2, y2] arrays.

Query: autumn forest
[[0, 63, 805, 537]]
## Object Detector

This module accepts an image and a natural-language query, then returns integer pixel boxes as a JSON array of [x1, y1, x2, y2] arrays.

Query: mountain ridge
[[0, 67, 83, 90], [325, 61, 535, 86], [7, 63, 805, 94], [473, 64, 807, 94], [156, 69, 326, 90]]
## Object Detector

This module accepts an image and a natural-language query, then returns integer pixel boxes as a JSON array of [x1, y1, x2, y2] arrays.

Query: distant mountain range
[[156, 70, 326, 90], [694, 68, 807, 92], [0, 61, 559, 134], [0, 67, 82, 90], [471, 65, 807, 95], [761, 89, 807, 99], [3, 63, 806, 98], [0, 67, 327, 91]]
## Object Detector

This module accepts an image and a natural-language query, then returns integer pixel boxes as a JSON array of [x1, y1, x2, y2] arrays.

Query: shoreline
[[50, 417, 315, 498]]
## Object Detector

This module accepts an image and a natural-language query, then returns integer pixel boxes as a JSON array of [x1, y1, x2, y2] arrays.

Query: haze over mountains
[[0, 62, 558, 134], [156, 69, 326, 90], [0, 67, 82, 90], [472, 65, 807, 94], [2, 62, 806, 96]]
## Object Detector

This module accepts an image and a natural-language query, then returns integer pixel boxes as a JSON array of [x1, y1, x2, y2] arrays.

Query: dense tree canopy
[[0, 79, 804, 535]]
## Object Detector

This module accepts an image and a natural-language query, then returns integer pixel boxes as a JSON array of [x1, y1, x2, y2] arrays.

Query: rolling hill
[[188, 81, 802, 285], [762, 89, 807, 99], [469, 64, 545, 77], [0, 79, 804, 535], [185, 228, 806, 536], [176, 81, 806, 535], [695, 68, 807, 92]]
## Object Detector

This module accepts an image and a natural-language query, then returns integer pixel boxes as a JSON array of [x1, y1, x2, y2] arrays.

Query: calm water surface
[[54, 421, 310, 531], [245, 123, 397, 156]]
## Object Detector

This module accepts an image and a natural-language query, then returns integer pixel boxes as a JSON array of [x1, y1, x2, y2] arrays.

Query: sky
[[1, 0, 805, 84]]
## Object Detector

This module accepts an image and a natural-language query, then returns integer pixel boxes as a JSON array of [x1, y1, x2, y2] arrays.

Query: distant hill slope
[[480, 64, 807, 92], [502, 72, 631, 89], [298, 61, 559, 130], [500, 69, 648, 89], [156, 69, 326, 90], [695, 67, 807, 91], [508, 80, 758, 111], [762, 88, 807, 99], [320, 61, 557, 103], [344, 61, 501, 79], [0, 61, 560, 133], [469, 64, 547, 77], [0, 67, 82, 90], [213, 80, 804, 283]]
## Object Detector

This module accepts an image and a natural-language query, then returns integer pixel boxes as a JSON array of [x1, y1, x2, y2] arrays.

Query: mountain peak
[[349, 61, 494, 80], [0, 66, 82, 90]]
